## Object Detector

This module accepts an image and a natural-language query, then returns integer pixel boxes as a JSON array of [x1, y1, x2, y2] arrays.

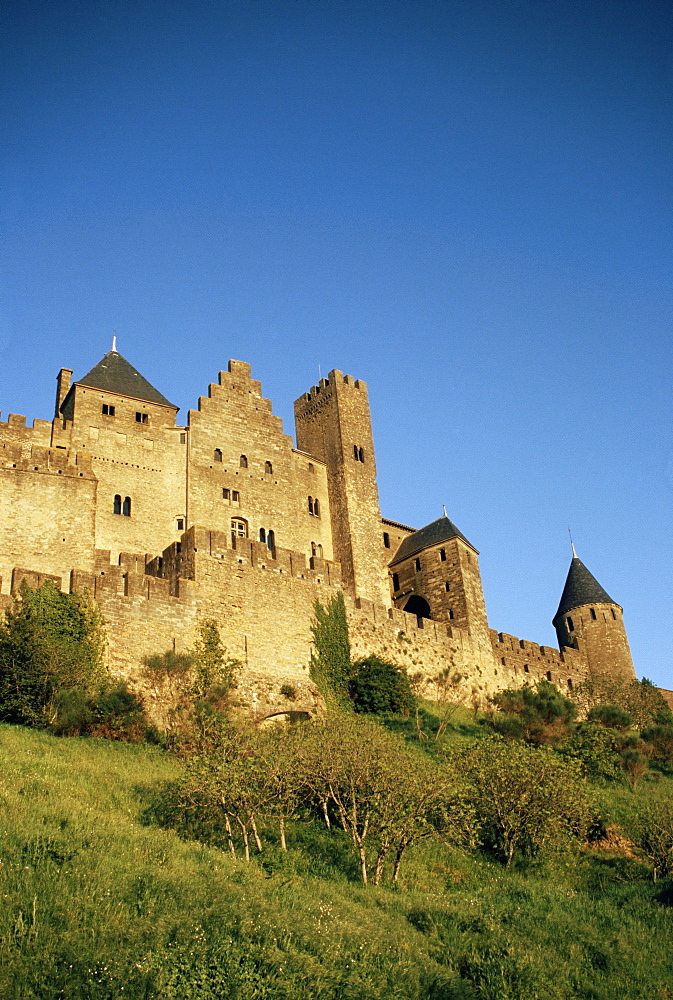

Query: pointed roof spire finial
[[111, 332, 117, 353], [568, 527, 577, 559], [443, 504, 447, 517]]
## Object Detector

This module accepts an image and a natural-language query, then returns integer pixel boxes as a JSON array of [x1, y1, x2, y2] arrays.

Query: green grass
[[1, 723, 672, 999]]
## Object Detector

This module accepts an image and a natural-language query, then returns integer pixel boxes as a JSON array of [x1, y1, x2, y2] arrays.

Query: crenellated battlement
[[490, 628, 587, 691], [1, 413, 54, 449], [145, 525, 342, 592], [1, 437, 94, 477]]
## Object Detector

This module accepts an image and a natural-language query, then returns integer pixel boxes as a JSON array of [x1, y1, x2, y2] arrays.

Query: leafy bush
[[641, 723, 673, 772], [51, 680, 146, 740], [485, 681, 576, 745], [629, 798, 673, 880], [349, 656, 415, 715], [587, 704, 634, 731], [578, 676, 672, 728], [0, 581, 105, 727], [558, 722, 623, 781]]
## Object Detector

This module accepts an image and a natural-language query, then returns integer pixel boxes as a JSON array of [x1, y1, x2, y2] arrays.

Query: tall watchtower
[[553, 551, 636, 682], [294, 371, 389, 606]]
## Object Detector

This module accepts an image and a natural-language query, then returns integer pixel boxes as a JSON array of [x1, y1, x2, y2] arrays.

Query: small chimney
[[55, 368, 73, 418]]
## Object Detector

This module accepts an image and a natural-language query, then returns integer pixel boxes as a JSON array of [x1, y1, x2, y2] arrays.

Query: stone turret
[[553, 551, 635, 682]]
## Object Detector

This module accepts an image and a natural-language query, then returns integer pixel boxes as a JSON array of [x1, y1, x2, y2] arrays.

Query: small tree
[[143, 621, 240, 736], [297, 714, 474, 885], [454, 737, 593, 867]]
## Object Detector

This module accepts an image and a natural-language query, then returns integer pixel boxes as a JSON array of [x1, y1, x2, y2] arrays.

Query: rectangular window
[[135, 412, 148, 424], [102, 404, 115, 416], [222, 488, 230, 500], [383, 532, 390, 548], [232, 490, 240, 502]]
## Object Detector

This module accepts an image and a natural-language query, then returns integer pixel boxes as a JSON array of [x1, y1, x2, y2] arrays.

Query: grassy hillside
[[1, 721, 672, 1000]]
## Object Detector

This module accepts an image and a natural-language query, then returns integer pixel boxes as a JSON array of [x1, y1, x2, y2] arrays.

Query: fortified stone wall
[[490, 630, 588, 694], [0, 423, 97, 589]]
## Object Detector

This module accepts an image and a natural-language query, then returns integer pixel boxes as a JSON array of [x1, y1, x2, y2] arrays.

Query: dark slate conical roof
[[553, 556, 617, 624], [73, 350, 177, 408], [389, 514, 475, 567]]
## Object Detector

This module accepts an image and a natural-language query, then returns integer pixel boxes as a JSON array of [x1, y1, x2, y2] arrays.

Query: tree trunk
[[279, 815, 287, 851], [373, 844, 389, 886], [392, 839, 409, 884], [358, 842, 368, 884], [235, 816, 250, 862], [249, 814, 263, 853], [223, 811, 236, 860]]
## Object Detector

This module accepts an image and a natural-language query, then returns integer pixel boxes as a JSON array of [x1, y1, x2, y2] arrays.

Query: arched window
[[239, 455, 248, 468], [267, 529, 275, 550], [383, 532, 390, 548], [567, 615, 574, 631], [214, 448, 222, 462], [308, 496, 314, 515], [414, 557, 421, 572], [122, 496, 131, 517], [308, 462, 315, 474], [259, 528, 266, 543], [113, 494, 122, 515], [265, 460, 273, 474], [358, 447, 365, 463], [590, 608, 597, 620], [567, 678, 573, 690], [231, 518, 247, 543], [440, 548, 446, 562], [313, 498, 320, 517], [546, 670, 552, 682], [353, 444, 359, 460]]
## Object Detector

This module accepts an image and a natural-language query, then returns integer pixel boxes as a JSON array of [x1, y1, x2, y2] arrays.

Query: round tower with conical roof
[[552, 551, 636, 682]]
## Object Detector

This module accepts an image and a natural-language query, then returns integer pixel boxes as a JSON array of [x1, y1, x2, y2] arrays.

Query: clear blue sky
[[1, 1, 671, 687]]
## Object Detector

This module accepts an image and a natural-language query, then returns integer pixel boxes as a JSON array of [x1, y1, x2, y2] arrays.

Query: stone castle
[[0, 346, 637, 720]]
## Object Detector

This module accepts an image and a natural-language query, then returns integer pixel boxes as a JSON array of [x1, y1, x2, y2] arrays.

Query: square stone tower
[[294, 371, 390, 606]]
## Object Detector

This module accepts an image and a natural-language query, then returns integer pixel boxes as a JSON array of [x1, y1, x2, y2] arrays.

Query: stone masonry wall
[[187, 361, 334, 563], [0, 427, 97, 592], [295, 372, 390, 607], [52, 385, 186, 560], [554, 602, 635, 682]]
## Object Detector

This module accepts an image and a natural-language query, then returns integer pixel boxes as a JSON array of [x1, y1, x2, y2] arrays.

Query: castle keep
[[0, 347, 636, 720]]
